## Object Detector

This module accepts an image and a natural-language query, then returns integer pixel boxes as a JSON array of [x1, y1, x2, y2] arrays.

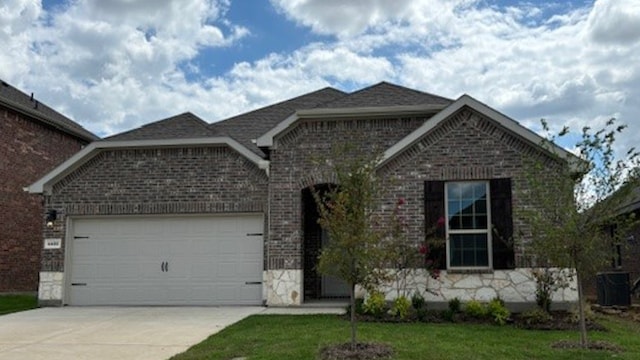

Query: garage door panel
[[68, 215, 263, 306], [239, 285, 262, 304]]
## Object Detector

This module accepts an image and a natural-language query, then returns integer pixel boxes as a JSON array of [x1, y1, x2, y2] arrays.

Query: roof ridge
[[351, 81, 453, 103], [103, 112, 216, 141], [0, 78, 98, 141], [211, 86, 346, 126]]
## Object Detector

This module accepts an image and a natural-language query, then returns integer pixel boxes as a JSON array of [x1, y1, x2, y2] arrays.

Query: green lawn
[[0, 294, 38, 315], [172, 314, 640, 360]]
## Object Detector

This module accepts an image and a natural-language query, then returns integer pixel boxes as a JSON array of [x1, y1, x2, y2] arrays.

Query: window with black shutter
[[489, 178, 515, 269], [424, 178, 514, 270]]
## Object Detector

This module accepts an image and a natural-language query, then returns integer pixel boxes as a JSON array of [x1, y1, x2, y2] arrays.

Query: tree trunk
[[576, 272, 588, 347], [350, 282, 357, 350]]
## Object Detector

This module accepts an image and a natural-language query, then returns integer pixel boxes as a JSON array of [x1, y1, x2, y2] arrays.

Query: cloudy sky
[[1, 0, 638, 153]]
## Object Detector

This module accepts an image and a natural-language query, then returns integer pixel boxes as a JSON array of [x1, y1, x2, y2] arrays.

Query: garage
[[66, 214, 264, 306]]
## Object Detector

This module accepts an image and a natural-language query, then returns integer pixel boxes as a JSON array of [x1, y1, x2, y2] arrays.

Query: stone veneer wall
[[40, 145, 268, 305], [266, 107, 568, 306], [38, 272, 64, 306], [375, 268, 578, 309]]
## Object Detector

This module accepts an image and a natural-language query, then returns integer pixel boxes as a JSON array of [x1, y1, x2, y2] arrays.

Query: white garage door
[[67, 215, 263, 306]]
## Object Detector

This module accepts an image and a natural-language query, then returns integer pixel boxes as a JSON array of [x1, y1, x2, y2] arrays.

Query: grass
[[172, 314, 640, 360], [0, 294, 38, 315]]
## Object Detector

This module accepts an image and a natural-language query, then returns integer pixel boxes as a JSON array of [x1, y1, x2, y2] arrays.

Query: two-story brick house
[[28, 82, 578, 307], [1, 79, 98, 293]]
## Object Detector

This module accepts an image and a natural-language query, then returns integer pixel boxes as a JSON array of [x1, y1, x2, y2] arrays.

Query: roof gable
[[209, 87, 346, 156], [380, 94, 577, 169], [27, 137, 268, 194], [105, 112, 215, 141], [256, 82, 452, 149], [0, 79, 98, 141]]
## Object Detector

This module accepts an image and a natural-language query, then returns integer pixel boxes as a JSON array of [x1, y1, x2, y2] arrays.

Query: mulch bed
[[319, 342, 394, 360], [348, 310, 608, 331], [551, 340, 623, 352], [511, 311, 608, 331]]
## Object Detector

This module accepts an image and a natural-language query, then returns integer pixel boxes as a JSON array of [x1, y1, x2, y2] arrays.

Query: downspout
[[259, 159, 270, 306]]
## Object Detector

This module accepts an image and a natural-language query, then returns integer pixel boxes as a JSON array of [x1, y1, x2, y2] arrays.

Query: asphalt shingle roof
[[317, 81, 453, 108], [99, 82, 452, 158], [210, 87, 347, 155], [0, 79, 98, 141], [105, 112, 216, 141]]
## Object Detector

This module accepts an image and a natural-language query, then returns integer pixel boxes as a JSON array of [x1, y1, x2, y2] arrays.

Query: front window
[[446, 181, 491, 269]]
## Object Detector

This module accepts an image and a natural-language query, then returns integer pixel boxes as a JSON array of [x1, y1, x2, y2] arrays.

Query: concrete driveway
[[0, 306, 265, 360]]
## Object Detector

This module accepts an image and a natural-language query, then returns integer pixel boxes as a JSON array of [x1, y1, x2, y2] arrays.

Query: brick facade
[[376, 107, 549, 264], [585, 220, 640, 302], [31, 84, 578, 307], [267, 116, 426, 271], [0, 107, 87, 292], [266, 107, 562, 301], [42, 146, 268, 272]]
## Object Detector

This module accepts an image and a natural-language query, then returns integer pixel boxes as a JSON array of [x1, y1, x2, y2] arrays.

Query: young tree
[[525, 118, 639, 347], [312, 143, 392, 349]]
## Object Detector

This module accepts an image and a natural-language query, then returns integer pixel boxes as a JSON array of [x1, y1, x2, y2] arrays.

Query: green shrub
[[448, 297, 461, 313], [363, 291, 387, 317], [442, 308, 455, 322], [487, 298, 510, 325], [346, 298, 366, 315], [416, 307, 428, 322], [519, 307, 553, 325], [411, 292, 426, 310], [390, 296, 411, 319], [568, 303, 595, 324], [464, 300, 487, 318]]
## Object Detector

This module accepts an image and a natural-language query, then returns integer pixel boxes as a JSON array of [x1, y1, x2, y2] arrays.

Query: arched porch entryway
[[302, 184, 350, 301]]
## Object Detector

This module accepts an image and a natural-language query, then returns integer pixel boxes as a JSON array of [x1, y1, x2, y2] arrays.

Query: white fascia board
[[256, 113, 298, 148], [379, 94, 576, 168], [255, 104, 448, 148], [27, 137, 268, 194]]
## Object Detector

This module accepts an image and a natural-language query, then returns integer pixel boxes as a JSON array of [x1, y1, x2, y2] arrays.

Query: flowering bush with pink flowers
[[385, 197, 444, 298]]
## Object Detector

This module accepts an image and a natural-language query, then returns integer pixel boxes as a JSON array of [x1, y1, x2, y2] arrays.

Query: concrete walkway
[[0, 306, 344, 360]]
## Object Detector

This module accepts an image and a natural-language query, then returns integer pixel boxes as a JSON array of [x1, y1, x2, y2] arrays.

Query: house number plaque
[[44, 238, 62, 249]]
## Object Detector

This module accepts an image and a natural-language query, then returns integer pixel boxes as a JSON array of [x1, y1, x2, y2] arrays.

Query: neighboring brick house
[[0, 79, 98, 293], [28, 82, 578, 307], [588, 187, 640, 303]]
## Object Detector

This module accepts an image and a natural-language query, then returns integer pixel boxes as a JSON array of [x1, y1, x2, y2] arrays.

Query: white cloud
[[0, 0, 638, 163], [0, 0, 252, 136], [270, 0, 418, 38], [587, 0, 640, 45]]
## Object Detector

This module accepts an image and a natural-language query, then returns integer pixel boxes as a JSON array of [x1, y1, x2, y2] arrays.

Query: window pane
[[461, 215, 474, 229], [475, 215, 487, 229], [449, 233, 489, 267], [473, 182, 486, 198], [446, 182, 488, 231], [447, 183, 461, 199], [475, 199, 487, 214], [449, 215, 461, 229], [461, 201, 474, 215]]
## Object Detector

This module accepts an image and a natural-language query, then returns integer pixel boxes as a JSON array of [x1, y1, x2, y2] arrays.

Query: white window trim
[[445, 181, 493, 270]]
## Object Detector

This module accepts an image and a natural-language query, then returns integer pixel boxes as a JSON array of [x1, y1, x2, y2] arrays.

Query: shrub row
[[352, 292, 511, 326]]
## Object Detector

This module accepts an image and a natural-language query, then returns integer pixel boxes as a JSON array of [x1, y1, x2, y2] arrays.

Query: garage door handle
[[245, 281, 262, 285], [161, 261, 168, 272], [71, 283, 87, 286]]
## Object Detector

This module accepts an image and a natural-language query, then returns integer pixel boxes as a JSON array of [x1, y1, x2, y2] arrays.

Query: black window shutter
[[490, 178, 515, 269], [424, 181, 446, 269]]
